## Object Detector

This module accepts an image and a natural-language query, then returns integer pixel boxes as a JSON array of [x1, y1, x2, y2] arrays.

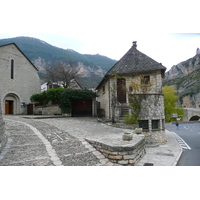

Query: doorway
[[117, 78, 126, 103], [5, 100, 14, 114], [72, 99, 92, 117]]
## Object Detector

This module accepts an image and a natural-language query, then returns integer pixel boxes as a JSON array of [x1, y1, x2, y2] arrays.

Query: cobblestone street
[[0, 116, 106, 166], [0, 115, 182, 166]]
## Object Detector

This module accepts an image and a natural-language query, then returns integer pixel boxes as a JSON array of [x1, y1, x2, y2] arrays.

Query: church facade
[[0, 43, 41, 115]]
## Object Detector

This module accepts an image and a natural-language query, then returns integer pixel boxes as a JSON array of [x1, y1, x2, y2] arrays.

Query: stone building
[[41, 79, 83, 92], [96, 42, 166, 142], [0, 94, 6, 152], [0, 43, 41, 115]]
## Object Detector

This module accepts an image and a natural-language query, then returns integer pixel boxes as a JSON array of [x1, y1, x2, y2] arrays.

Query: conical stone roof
[[106, 41, 166, 75]]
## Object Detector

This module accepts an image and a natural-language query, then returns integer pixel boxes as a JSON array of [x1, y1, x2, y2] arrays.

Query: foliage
[[123, 77, 152, 124], [61, 89, 97, 113], [30, 88, 97, 113], [163, 65, 200, 107], [123, 113, 139, 124], [0, 37, 117, 89], [30, 88, 64, 105], [174, 107, 184, 121], [45, 61, 81, 88], [0, 37, 117, 74], [162, 86, 184, 122]]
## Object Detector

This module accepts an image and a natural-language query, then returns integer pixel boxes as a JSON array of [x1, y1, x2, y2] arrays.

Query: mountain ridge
[[0, 36, 117, 88], [163, 52, 200, 108]]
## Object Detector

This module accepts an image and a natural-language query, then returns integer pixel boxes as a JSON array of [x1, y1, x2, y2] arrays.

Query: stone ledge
[[86, 135, 146, 166]]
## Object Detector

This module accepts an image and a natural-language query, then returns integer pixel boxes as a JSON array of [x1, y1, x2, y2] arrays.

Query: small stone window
[[139, 120, 148, 130], [11, 59, 14, 79], [103, 85, 105, 94], [141, 75, 150, 85], [152, 120, 159, 129]]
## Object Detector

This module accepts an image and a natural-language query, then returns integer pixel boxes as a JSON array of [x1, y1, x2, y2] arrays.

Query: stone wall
[[139, 94, 165, 123], [0, 99, 6, 153], [143, 130, 166, 145], [86, 136, 146, 166], [0, 44, 41, 115], [97, 72, 165, 120], [34, 104, 62, 115]]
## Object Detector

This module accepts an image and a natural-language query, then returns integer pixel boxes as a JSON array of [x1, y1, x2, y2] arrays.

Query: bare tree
[[45, 61, 82, 88]]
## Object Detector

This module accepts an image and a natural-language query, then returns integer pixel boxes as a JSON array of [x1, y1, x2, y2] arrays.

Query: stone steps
[[120, 106, 130, 120]]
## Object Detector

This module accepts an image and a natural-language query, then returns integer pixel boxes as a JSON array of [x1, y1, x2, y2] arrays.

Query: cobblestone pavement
[[0, 116, 182, 166], [0, 116, 103, 166]]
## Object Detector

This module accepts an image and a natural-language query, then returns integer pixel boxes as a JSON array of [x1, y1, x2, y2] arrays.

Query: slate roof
[[106, 41, 166, 75]]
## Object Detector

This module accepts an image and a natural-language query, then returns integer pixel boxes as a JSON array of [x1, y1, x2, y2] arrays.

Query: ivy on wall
[[30, 88, 97, 113]]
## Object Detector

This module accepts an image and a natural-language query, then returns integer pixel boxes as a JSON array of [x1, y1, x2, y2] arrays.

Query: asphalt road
[[166, 123, 200, 166]]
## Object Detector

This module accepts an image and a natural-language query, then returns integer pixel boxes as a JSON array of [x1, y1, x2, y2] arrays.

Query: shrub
[[123, 113, 139, 124], [30, 88, 97, 113]]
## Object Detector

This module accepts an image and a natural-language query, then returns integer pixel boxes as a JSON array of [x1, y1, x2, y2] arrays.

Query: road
[[166, 123, 200, 166]]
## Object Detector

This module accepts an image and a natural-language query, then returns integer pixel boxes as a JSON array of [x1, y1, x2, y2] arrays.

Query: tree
[[124, 76, 152, 124], [162, 86, 179, 122], [45, 61, 82, 88]]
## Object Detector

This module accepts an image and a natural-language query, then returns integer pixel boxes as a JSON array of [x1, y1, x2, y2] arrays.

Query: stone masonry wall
[[0, 44, 41, 115], [34, 104, 62, 115], [86, 137, 146, 166], [0, 99, 6, 153]]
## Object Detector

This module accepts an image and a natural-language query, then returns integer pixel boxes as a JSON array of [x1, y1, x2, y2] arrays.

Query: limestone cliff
[[163, 49, 200, 108]]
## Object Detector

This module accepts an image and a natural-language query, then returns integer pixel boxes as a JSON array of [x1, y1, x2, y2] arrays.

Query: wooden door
[[117, 78, 126, 103], [27, 104, 34, 115], [5, 100, 14, 114], [72, 99, 92, 117]]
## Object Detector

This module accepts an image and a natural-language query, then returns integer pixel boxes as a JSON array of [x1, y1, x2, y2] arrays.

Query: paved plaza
[[0, 115, 182, 166]]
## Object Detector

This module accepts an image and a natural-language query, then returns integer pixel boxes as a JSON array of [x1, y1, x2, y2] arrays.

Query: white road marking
[[172, 132, 191, 150], [53, 132, 64, 141]]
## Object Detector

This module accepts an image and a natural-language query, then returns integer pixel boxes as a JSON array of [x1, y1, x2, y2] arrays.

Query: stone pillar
[[0, 94, 6, 153], [148, 119, 152, 131], [159, 119, 163, 130]]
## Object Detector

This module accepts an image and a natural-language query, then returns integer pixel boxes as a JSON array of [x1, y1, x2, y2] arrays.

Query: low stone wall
[[112, 123, 166, 145], [143, 130, 166, 145], [34, 105, 62, 115], [86, 136, 146, 166]]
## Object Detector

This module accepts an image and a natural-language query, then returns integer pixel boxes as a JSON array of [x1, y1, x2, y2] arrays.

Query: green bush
[[123, 113, 139, 124], [30, 88, 64, 106], [30, 88, 97, 113]]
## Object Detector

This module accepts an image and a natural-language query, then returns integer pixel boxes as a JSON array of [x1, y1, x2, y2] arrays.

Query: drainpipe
[[108, 78, 111, 119]]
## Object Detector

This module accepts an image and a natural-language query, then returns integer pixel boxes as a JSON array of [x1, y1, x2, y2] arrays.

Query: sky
[[1, 0, 200, 71], [1, 0, 199, 195]]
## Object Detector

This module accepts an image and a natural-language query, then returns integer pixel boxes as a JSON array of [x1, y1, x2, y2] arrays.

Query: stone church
[[0, 43, 41, 115], [96, 42, 166, 143]]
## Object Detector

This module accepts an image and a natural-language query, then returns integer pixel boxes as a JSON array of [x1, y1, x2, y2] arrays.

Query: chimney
[[132, 41, 137, 48]]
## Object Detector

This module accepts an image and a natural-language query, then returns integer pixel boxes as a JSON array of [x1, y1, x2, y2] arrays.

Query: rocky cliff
[[0, 37, 117, 88], [163, 49, 200, 108]]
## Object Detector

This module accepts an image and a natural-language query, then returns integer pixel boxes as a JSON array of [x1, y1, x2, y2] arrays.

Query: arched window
[[11, 59, 14, 79]]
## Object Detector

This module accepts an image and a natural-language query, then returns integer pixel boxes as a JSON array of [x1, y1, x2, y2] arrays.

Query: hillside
[[0, 37, 117, 88], [163, 52, 200, 108]]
